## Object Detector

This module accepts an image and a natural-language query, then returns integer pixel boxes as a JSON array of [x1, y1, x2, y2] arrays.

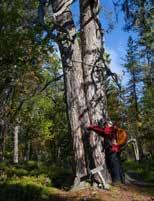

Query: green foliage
[[0, 161, 48, 181], [0, 183, 42, 201], [0, 175, 57, 201], [121, 0, 154, 155], [124, 159, 154, 182], [48, 166, 74, 189], [0, 161, 74, 201], [0, 0, 71, 164], [25, 160, 38, 170], [106, 82, 126, 126], [0, 160, 74, 188], [123, 36, 143, 136]]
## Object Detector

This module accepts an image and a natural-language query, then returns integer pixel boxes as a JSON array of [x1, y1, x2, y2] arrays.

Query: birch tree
[[13, 125, 20, 163]]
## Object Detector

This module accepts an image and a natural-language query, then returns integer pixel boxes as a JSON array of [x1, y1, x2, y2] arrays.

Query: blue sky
[[100, 0, 129, 75], [71, 0, 136, 82]]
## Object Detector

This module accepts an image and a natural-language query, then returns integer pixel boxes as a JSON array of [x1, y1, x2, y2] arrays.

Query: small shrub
[[48, 167, 74, 189], [0, 175, 56, 201], [124, 159, 154, 182], [25, 160, 38, 170], [0, 161, 9, 169], [0, 183, 43, 201]]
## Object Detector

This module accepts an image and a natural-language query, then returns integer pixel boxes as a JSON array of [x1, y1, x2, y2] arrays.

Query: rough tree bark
[[39, 0, 111, 186], [51, 0, 90, 182], [80, 0, 111, 182]]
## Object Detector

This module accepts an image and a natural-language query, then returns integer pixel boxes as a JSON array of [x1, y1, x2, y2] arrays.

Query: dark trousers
[[105, 151, 124, 183]]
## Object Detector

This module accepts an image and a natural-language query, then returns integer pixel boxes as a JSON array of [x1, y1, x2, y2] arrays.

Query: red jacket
[[87, 124, 120, 152]]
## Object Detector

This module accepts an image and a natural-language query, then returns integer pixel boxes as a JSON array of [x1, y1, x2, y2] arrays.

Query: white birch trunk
[[13, 125, 19, 163]]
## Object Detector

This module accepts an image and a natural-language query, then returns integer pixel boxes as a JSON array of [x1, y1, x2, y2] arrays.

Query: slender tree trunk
[[2, 124, 7, 161], [132, 71, 138, 119], [24, 141, 31, 161], [0, 120, 8, 161], [80, 0, 111, 182], [51, 0, 89, 181], [13, 125, 19, 163]]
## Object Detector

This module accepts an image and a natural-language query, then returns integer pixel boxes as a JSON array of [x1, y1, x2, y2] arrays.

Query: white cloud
[[106, 47, 130, 85], [106, 47, 124, 75]]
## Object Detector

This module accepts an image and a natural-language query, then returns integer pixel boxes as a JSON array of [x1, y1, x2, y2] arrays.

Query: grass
[[124, 159, 154, 182], [0, 181, 61, 201], [0, 161, 73, 201], [0, 160, 154, 201], [0, 160, 74, 189]]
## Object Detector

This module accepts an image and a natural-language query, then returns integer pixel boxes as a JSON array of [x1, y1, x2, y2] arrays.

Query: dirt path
[[49, 184, 154, 201]]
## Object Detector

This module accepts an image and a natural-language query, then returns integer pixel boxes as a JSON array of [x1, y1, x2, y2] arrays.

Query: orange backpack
[[116, 128, 128, 145]]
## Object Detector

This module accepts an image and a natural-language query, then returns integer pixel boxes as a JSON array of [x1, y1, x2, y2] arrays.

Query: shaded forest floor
[[55, 185, 154, 201], [0, 160, 154, 201], [0, 182, 154, 201]]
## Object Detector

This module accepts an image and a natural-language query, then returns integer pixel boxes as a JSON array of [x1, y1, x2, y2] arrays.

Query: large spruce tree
[[123, 36, 142, 143], [121, 0, 154, 156]]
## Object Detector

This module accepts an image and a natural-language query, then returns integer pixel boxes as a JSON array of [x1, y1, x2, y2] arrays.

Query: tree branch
[[53, 0, 74, 17]]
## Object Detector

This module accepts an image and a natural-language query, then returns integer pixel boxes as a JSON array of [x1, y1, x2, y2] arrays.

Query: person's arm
[[87, 125, 104, 135], [103, 126, 115, 135]]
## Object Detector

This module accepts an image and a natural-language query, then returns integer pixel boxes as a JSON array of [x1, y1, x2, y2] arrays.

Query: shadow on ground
[[0, 183, 75, 201], [0, 182, 154, 201]]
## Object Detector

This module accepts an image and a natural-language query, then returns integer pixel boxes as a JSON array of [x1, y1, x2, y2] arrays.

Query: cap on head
[[107, 121, 113, 127]]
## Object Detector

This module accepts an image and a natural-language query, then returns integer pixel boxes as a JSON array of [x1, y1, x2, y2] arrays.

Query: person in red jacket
[[87, 120, 124, 184]]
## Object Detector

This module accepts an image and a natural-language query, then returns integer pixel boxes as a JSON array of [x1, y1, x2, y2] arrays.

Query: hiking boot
[[112, 181, 123, 187]]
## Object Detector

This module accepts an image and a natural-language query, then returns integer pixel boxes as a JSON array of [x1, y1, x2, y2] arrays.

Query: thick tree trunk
[[52, 1, 89, 181], [80, 0, 111, 182], [13, 125, 19, 163], [43, 0, 111, 185]]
